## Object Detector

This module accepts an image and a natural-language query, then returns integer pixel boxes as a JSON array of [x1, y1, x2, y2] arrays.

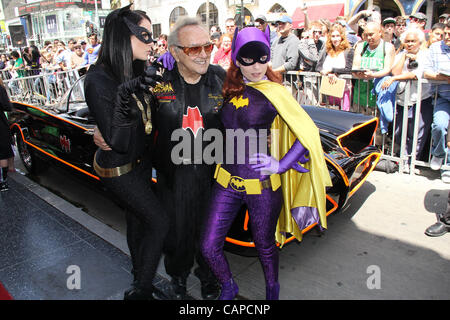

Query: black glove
[[110, 77, 146, 153], [115, 77, 147, 110], [142, 65, 163, 88]]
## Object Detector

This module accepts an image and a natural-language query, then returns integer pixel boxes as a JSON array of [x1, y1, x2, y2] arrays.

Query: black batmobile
[[8, 76, 381, 256]]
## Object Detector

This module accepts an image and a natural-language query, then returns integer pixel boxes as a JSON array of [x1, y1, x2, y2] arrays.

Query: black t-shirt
[[182, 79, 206, 164]]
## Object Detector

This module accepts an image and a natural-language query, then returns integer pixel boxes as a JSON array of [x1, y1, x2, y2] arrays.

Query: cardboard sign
[[319, 75, 346, 98]]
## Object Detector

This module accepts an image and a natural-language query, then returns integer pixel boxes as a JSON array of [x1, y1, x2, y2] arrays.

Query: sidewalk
[[1, 168, 449, 300], [0, 173, 169, 300]]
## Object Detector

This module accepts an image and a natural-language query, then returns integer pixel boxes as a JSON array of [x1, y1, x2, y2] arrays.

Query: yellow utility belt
[[93, 151, 141, 178], [214, 164, 281, 195]]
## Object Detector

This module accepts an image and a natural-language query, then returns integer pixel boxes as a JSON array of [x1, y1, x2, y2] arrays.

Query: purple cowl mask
[[231, 27, 271, 67]]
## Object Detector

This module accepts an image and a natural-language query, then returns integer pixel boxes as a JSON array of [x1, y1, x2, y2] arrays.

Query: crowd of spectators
[[0, 33, 102, 81], [0, 9, 449, 182], [207, 8, 449, 183]]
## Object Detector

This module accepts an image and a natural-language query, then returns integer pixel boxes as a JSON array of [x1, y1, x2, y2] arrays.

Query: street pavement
[[1, 166, 449, 300]]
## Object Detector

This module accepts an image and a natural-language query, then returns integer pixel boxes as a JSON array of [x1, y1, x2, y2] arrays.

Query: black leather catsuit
[[85, 64, 168, 292]]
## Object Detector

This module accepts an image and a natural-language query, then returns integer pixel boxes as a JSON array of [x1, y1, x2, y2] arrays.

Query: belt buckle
[[260, 179, 271, 189], [230, 176, 246, 192]]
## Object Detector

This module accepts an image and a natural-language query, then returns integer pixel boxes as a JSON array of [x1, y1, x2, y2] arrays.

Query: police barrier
[[285, 71, 448, 176], [3, 67, 84, 106], [3, 67, 446, 176]]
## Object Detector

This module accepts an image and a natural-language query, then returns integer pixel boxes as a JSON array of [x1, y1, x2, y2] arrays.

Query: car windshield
[[56, 76, 86, 114]]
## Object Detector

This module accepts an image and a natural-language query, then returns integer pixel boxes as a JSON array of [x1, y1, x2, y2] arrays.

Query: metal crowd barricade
[[1, 69, 13, 81], [4, 67, 83, 107], [285, 71, 448, 176], [409, 78, 449, 174]]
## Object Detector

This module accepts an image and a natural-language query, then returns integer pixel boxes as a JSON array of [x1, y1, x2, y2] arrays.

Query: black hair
[[30, 45, 41, 62], [96, 5, 151, 83], [10, 51, 20, 59]]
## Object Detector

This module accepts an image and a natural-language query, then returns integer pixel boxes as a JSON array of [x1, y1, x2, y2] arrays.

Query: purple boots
[[266, 282, 280, 300], [219, 279, 239, 300]]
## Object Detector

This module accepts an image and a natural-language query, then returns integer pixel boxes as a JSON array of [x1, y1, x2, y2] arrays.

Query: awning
[[291, 3, 345, 29]]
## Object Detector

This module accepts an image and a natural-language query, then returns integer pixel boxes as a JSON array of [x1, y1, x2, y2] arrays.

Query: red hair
[[326, 24, 350, 57], [222, 62, 282, 102]]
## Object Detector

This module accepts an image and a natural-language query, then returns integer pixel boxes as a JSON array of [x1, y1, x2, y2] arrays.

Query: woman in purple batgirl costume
[[200, 27, 332, 300]]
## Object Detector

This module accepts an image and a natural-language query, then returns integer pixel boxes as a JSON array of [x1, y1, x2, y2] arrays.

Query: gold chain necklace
[[132, 93, 152, 135]]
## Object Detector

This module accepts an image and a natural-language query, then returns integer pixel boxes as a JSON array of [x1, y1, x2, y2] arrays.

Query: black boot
[[170, 276, 188, 299], [0, 167, 8, 192], [425, 220, 450, 237], [123, 286, 155, 300], [194, 268, 220, 300], [153, 275, 189, 300]]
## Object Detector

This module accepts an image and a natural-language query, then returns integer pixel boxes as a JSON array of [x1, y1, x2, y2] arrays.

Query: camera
[[407, 59, 418, 70], [362, 11, 373, 22]]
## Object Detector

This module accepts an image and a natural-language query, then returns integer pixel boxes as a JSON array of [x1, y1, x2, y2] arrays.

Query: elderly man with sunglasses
[[150, 17, 226, 300], [92, 15, 224, 300]]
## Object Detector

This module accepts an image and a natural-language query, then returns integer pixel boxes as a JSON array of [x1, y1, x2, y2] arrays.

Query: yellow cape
[[247, 80, 332, 245]]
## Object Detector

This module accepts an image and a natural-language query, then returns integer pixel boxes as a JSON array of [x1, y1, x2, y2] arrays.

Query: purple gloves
[[251, 140, 309, 175], [157, 51, 175, 71]]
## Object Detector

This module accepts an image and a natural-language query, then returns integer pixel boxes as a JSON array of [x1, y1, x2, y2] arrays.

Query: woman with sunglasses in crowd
[[84, 4, 168, 300], [200, 27, 331, 300]]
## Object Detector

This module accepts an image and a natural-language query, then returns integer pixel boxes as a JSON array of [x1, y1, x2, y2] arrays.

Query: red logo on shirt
[[182, 106, 204, 137]]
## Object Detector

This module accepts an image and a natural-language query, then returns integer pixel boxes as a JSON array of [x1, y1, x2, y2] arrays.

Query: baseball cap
[[382, 17, 396, 25], [410, 12, 427, 21], [255, 15, 267, 22], [439, 13, 449, 19], [276, 15, 292, 24]]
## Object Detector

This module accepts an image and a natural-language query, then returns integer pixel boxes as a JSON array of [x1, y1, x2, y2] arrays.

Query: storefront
[[348, 0, 448, 28], [15, 0, 111, 46]]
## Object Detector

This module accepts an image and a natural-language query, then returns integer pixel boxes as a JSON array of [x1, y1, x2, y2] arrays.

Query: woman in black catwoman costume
[[84, 5, 168, 300]]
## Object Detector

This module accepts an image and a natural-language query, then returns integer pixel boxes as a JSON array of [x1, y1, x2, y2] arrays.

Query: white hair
[[167, 16, 207, 48], [400, 26, 426, 43]]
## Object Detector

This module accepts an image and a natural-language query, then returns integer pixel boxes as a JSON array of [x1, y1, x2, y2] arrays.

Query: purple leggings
[[201, 183, 282, 286]]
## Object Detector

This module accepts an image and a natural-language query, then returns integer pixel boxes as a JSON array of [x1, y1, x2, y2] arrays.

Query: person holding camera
[[381, 27, 432, 172], [348, 7, 381, 35]]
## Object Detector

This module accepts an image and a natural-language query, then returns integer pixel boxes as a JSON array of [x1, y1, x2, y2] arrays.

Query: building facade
[[1, 0, 112, 49], [134, 0, 447, 36], [0, 0, 447, 49]]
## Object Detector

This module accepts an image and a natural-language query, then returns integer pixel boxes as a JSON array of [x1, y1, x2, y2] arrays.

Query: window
[[169, 6, 188, 28], [197, 2, 219, 26], [152, 23, 162, 39]]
